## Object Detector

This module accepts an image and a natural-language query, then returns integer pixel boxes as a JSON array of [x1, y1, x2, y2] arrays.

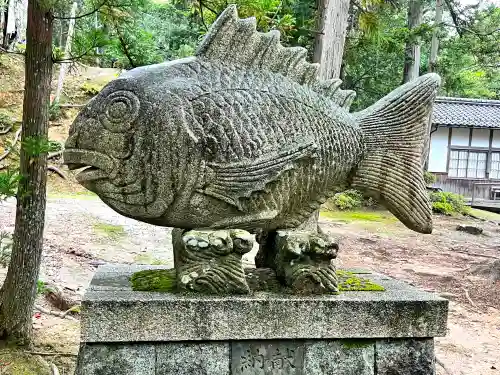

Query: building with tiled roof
[[428, 97, 500, 199]]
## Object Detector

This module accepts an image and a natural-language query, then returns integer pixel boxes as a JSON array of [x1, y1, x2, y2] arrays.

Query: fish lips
[[63, 149, 116, 184]]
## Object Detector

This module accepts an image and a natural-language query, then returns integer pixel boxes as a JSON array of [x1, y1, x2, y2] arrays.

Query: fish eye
[[99, 90, 140, 133]]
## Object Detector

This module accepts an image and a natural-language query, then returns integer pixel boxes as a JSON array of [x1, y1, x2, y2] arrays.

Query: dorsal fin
[[195, 5, 356, 111]]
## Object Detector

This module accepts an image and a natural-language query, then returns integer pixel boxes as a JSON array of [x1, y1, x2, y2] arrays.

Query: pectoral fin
[[199, 140, 317, 210]]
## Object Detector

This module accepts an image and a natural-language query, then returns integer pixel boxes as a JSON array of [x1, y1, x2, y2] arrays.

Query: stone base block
[[75, 265, 448, 375], [76, 339, 435, 375]]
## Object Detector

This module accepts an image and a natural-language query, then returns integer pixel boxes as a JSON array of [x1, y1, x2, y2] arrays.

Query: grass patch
[[47, 190, 97, 199], [93, 222, 126, 238], [320, 209, 397, 224], [468, 208, 500, 222]]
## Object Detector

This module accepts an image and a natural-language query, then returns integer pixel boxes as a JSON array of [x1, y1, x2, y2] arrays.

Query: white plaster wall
[[450, 128, 470, 146], [428, 127, 449, 173], [492, 130, 500, 148], [471, 129, 490, 147]]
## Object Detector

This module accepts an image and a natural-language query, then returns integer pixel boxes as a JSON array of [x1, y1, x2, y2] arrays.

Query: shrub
[[429, 191, 468, 215], [0, 110, 13, 130], [332, 189, 363, 210], [80, 82, 102, 95], [424, 171, 437, 185], [49, 101, 61, 121], [0, 169, 20, 201]]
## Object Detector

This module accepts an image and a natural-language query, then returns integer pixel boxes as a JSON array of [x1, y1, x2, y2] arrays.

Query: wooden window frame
[[446, 127, 500, 180]]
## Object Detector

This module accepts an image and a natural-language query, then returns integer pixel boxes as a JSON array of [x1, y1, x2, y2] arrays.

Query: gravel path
[[0, 196, 173, 291], [0, 195, 258, 292]]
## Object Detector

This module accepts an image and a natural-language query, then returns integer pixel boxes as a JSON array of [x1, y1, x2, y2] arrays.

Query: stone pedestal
[[75, 265, 448, 375]]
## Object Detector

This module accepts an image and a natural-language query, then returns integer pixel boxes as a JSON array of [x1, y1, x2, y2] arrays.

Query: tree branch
[[0, 46, 25, 56], [199, 0, 218, 16], [53, 0, 107, 20], [0, 124, 13, 135], [114, 27, 137, 68], [47, 165, 67, 179], [443, 0, 465, 37], [0, 128, 22, 162], [23, 350, 77, 357], [198, 0, 209, 31], [34, 304, 78, 321]]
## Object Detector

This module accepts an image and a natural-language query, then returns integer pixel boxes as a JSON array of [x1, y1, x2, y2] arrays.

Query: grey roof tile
[[431, 97, 500, 128]]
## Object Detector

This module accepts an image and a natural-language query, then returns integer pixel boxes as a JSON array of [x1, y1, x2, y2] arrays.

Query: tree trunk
[[14, 0, 29, 42], [403, 0, 423, 83], [423, 0, 443, 171], [428, 0, 443, 73], [0, 0, 53, 344], [54, 1, 77, 104], [313, 0, 350, 80], [309, 0, 350, 234], [1, 0, 9, 48]]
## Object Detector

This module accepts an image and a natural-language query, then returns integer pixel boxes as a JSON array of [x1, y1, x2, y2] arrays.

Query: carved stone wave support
[[172, 228, 254, 294], [256, 229, 339, 294]]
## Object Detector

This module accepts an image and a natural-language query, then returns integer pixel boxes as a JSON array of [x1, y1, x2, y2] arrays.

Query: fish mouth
[[63, 149, 115, 183]]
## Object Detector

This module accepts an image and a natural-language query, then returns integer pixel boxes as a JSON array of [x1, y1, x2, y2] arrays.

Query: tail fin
[[352, 73, 441, 234]]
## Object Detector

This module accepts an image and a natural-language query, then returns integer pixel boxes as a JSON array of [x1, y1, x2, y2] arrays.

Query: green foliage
[[36, 280, 50, 295], [21, 136, 60, 157], [332, 189, 363, 210], [63, 0, 498, 105], [49, 101, 61, 121], [51, 46, 65, 62], [0, 170, 20, 201], [190, 0, 317, 51], [73, 0, 201, 68], [436, 6, 499, 99], [329, 189, 377, 211], [429, 191, 469, 215], [48, 140, 62, 153], [80, 82, 102, 95], [424, 171, 437, 185], [343, 2, 499, 110]]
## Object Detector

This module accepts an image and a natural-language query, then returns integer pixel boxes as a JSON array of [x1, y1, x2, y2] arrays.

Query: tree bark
[[0, 0, 53, 344], [2, 0, 9, 48], [428, 0, 443, 73], [313, 0, 350, 80], [54, 1, 77, 104], [403, 0, 423, 83]]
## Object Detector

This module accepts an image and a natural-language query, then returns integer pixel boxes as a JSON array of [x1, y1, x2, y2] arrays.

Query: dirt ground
[[1, 193, 499, 374], [322, 212, 500, 375]]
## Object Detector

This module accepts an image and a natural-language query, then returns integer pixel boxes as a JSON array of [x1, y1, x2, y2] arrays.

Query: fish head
[[63, 76, 162, 218]]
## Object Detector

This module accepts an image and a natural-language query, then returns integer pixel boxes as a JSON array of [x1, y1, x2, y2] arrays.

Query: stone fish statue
[[63, 5, 440, 294]]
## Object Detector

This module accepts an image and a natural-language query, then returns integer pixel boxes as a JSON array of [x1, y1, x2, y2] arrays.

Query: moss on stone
[[0, 349, 52, 375], [336, 270, 385, 292], [129, 268, 384, 293], [341, 339, 374, 349], [130, 269, 177, 292]]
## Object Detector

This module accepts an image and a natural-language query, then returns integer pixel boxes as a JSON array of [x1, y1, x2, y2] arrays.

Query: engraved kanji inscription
[[232, 341, 305, 375]]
